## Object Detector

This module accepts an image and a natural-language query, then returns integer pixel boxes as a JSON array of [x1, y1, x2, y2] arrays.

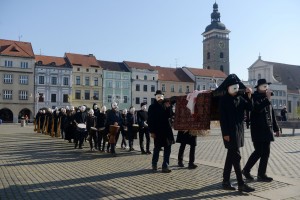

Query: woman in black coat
[[176, 131, 197, 169], [242, 79, 280, 182]]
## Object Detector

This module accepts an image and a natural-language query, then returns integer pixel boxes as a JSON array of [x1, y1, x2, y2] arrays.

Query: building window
[[116, 81, 121, 88], [51, 94, 56, 102], [85, 77, 90, 86], [288, 101, 292, 113], [20, 62, 29, 68], [19, 75, 28, 84], [86, 68, 89, 72], [19, 91, 28, 100], [258, 74, 261, 80], [151, 85, 155, 92], [136, 75, 139, 79], [171, 85, 175, 92], [115, 73, 121, 79], [179, 85, 182, 93], [143, 85, 147, 92], [75, 90, 81, 99], [186, 86, 190, 93], [207, 52, 210, 60], [124, 96, 128, 103], [38, 93, 44, 102], [108, 95, 112, 103], [136, 84, 140, 91], [202, 85, 206, 90], [151, 98, 155, 104], [107, 73, 113, 79], [85, 90, 90, 100], [220, 52, 224, 58], [220, 65, 224, 72], [144, 75, 147, 80], [123, 82, 129, 88], [4, 74, 13, 84], [153, 77, 155, 81], [94, 77, 98, 86], [162, 84, 166, 92], [93, 91, 99, 100], [63, 77, 69, 86], [76, 76, 80, 85], [3, 90, 13, 100], [77, 68, 80, 71], [51, 77, 57, 85], [197, 85, 200, 90], [39, 76, 45, 84], [143, 97, 147, 103], [5, 60, 13, 67], [108, 81, 113, 88], [207, 66, 210, 69], [63, 94, 69, 103], [136, 97, 140, 104]]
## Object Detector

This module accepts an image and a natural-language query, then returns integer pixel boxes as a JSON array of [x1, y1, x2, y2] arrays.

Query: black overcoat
[[176, 131, 197, 146], [219, 93, 253, 149], [148, 100, 174, 147], [250, 92, 279, 142]]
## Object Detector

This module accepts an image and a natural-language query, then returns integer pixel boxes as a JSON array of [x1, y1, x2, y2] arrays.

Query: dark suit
[[219, 93, 253, 185], [243, 91, 279, 176]]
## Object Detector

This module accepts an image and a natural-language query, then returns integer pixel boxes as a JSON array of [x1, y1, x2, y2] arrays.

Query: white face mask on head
[[80, 106, 86, 112], [228, 84, 239, 95], [130, 107, 135, 114], [258, 84, 269, 92], [94, 105, 98, 109], [101, 106, 107, 113], [141, 105, 147, 111], [155, 94, 164, 101], [123, 109, 127, 115]]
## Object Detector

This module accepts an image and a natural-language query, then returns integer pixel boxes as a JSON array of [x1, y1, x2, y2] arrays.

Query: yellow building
[[65, 53, 103, 108]]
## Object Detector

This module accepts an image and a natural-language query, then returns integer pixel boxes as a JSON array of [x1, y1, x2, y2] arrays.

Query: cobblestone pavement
[[0, 124, 299, 200]]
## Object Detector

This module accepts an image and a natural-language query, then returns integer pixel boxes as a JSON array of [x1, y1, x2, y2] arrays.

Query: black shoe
[[141, 150, 147, 154], [152, 166, 158, 171], [242, 170, 254, 180], [222, 181, 236, 190], [112, 153, 117, 157], [78, 146, 83, 149], [161, 168, 172, 173], [257, 175, 273, 182], [178, 162, 185, 167], [238, 183, 255, 192], [188, 164, 198, 169], [146, 151, 152, 154]]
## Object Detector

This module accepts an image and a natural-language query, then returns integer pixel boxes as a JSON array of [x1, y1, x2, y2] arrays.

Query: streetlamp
[[35, 93, 40, 114]]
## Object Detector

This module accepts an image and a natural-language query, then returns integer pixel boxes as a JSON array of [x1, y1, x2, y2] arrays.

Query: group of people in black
[[34, 101, 151, 157]]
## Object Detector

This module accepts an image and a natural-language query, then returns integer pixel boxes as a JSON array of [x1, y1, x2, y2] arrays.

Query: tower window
[[207, 66, 210, 69], [207, 52, 210, 60], [220, 52, 224, 58], [220, 65, 224, 72]]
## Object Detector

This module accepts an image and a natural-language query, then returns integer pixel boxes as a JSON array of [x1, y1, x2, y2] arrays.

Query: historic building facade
[[124, 61, 158, 108], [0, 39, 35, 122], [202, 3, 230, 75], [99, 60, 131, 111], [65, 53, 103, 108], [35, 55, 72, 113]]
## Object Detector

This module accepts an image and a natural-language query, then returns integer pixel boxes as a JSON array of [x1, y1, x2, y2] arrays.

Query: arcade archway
[[18, 108, 32, 123], [0, 108, 13, 123]]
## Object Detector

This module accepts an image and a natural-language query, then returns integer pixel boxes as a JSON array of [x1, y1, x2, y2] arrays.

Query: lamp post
[[35, 93, 39, 115]]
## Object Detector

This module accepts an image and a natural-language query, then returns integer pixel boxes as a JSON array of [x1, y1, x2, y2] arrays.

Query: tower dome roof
[[204, 2, 227, 32]]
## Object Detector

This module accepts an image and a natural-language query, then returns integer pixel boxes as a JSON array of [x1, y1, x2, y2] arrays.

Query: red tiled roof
[[185, 67, 227, 78], [99, 60, 129, 72], [0, 39, 34, 58], [123, 61, 155, 71], [35, 55, 68, 67], [65, 53, 100, 68], [157, 66, 194, 82]]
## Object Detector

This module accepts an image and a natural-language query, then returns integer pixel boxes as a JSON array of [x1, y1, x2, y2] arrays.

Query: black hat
[[154, 90, 164, 96], [140, 102, 147, 107], [255, 79, 271, 88], [215, 74, 244, 92]]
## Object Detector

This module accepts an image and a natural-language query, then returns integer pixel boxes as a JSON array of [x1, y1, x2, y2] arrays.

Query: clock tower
[[202, 3, 230, 75]]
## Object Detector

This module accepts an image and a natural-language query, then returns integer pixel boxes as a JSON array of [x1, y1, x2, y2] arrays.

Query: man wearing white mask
[[74, 105, 88, 149], [148, 90, 174, 173], [97, 105, 107, 152], [218, 74, 255, 193], [127, 106, 137, 151], [242, 79, 279, 182], [137, 102, 151, 154]]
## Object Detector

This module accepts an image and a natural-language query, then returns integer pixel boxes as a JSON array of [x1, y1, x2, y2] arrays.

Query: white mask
[[80, 106, 86, 112], [130, 107, 135, 114], [88, 109, 94, 115], [172, 103, 176, 113], [155, 94, 164, 101], [123, 109, 128, 115], [101, 106, 107, 113], [112, 102, 118, 110], [258, 84, 269, 91], [94, 105, 98, 109], [141, 105, 147, 111], [228, 84, 239, 95]]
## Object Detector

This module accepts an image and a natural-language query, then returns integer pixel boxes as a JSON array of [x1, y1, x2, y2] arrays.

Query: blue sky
[[1, 0, 299, 80]]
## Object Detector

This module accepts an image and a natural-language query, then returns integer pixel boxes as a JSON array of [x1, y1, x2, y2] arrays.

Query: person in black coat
[[242, 79, 280, 182], [127, 106, 137, 151], [219, 74, 255, 192], [96, 106, 107, 152], [148, 90, 174, 173], [137, 102, 151, 154], [74, 105, 88, 149], [176, 131, 197, 169], [280, 106, 287, 121]]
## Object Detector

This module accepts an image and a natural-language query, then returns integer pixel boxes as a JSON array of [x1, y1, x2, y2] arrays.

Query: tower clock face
[[219, 41, 225, 49]]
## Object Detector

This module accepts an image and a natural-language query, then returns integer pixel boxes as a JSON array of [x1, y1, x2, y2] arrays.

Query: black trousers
[[88, 130, 98, 150], [178, 143, 195, 165], [223, 148, 244, 186], [74, 130, 86, 148], [139, 127, 150, 152], [243, 142, 271, 176]]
